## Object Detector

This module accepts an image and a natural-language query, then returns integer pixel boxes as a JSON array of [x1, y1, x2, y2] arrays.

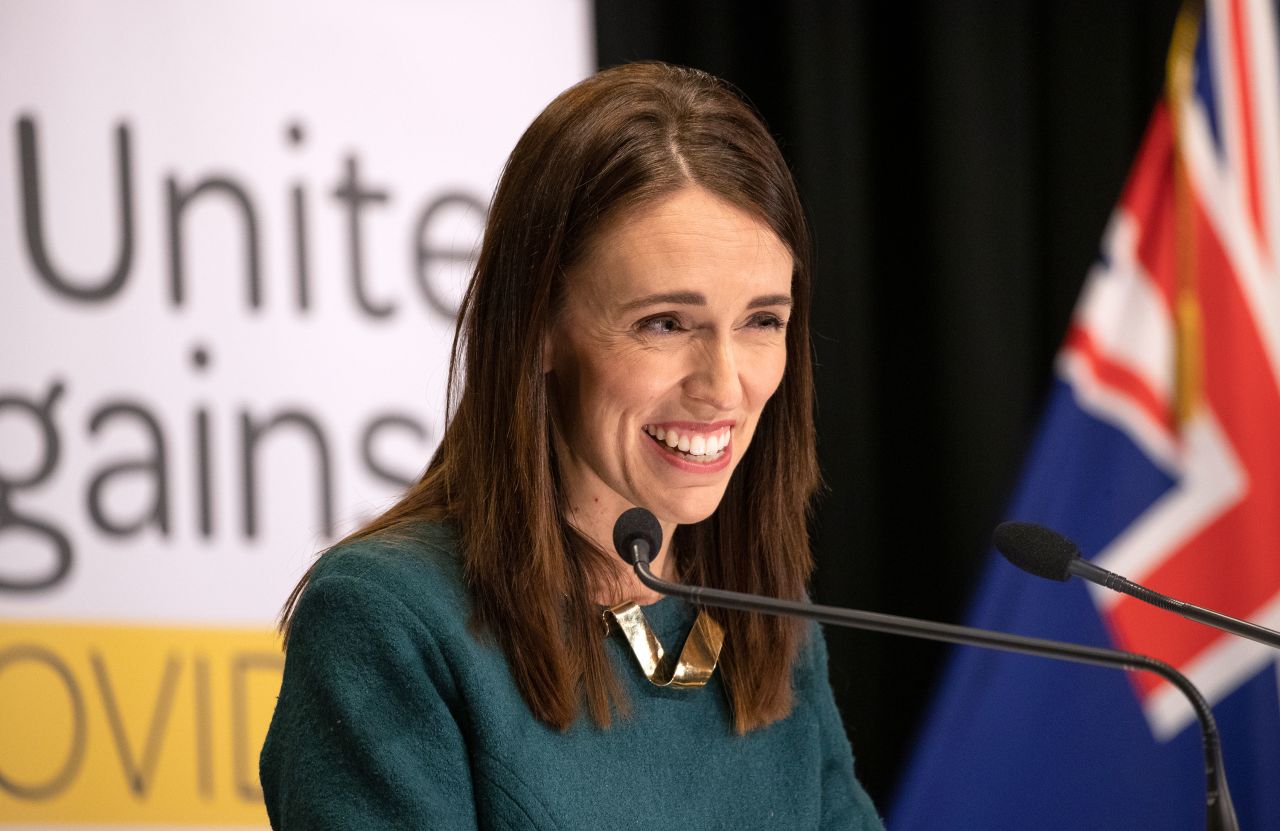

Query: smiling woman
[[259, 62, 884, 830], [547, 188, 793, 560]]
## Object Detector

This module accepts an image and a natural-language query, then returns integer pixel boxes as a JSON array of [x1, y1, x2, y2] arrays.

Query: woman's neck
[[564, 495, 677, 606]]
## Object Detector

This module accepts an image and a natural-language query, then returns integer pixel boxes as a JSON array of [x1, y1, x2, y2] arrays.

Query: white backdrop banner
[[0, 1, 591, 825]]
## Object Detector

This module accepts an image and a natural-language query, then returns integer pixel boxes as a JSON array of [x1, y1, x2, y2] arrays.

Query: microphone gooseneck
[[611, 509, 1238, 831], [995, 521, 1280, 650]]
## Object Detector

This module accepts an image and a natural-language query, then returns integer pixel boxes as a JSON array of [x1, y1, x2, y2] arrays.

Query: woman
[[260, 62, 883, 830]]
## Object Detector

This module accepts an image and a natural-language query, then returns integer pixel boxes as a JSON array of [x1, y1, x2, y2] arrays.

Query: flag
[[890, 1, 1280, 828]]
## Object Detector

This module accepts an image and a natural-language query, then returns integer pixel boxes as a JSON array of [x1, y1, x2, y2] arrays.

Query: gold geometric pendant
[[603, 601, 725, 688]]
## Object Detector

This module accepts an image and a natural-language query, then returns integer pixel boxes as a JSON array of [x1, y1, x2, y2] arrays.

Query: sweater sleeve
[[805, 624, 886, 831], [259, 571, 478, 830]]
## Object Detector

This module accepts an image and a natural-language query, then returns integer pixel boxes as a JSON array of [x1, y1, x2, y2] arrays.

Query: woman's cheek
[[746, 345, 787, 404], [626, 352, 680, 397]]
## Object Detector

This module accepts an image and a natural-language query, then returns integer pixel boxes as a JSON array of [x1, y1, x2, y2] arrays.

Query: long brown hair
[[280, 62, 819, 734]]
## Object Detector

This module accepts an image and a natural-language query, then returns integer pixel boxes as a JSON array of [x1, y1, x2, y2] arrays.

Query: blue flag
[[891, 1, 1280, 828]]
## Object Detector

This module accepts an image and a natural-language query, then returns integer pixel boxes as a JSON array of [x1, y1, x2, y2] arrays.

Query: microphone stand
[[1066, 556, 1280, 650], [994, 521, 1280, 650], [631, 557, 1239, 831]]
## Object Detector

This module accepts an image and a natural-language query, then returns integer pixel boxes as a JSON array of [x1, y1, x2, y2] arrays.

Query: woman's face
[[547, 186, 793, 531]]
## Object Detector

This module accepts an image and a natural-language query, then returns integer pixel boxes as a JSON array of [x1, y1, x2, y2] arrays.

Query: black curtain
[[596, 0, 1181, 808]]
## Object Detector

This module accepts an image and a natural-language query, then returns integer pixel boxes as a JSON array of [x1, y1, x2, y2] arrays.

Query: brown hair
[[280, 61, 819, 734]]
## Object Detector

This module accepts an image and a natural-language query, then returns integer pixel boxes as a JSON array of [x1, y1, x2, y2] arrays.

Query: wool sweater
[[259, 524, 884, 830]]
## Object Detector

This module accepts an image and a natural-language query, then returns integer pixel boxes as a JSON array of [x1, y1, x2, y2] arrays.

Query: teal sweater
[[260, 525, 884, 830]]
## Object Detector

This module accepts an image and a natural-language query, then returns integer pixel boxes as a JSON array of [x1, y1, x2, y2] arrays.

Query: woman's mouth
[[642, 424, 731, 464]]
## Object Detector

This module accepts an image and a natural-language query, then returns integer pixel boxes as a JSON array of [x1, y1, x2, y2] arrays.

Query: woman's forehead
[[571, 188, 793, 303]]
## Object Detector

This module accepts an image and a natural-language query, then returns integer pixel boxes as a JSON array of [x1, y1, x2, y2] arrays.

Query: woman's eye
[[749, 313, 787, 331], [637, 315, 682, 335]]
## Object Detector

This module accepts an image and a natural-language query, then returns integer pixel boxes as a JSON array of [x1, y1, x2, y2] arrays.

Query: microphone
[[613, 507, 662, 566], [611, 508, 1238, 831], [994, 521, 1280, 650]]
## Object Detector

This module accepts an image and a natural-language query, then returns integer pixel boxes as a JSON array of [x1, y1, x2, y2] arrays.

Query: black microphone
[[994, 521, 1280, 650], [611, 508, 1238, 831], [613, 507, 662, 566]]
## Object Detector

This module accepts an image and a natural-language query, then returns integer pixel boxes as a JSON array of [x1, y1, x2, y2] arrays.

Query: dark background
[[596, 0, 1182, 810]]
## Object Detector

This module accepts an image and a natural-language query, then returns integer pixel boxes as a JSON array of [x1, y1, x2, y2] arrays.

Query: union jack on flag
[[892, 1, 1280, 828]]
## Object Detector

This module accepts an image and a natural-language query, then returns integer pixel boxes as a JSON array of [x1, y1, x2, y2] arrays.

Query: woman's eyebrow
[[618, 291, 793, 313], [746, 293, 793, 310], [618, 291, 706, 312]]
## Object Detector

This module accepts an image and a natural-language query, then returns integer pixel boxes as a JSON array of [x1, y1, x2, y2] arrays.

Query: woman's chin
[[648, 493, 727, 527]]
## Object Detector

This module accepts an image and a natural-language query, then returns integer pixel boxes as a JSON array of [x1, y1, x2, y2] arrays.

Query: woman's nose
[[682, 336, 743, 411]]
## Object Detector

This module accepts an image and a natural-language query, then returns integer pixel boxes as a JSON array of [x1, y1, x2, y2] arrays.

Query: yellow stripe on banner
[[0, 620, 281, 826]]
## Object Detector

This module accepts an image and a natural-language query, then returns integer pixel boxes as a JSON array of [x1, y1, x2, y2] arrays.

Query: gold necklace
[[603, 601, 724, 688]]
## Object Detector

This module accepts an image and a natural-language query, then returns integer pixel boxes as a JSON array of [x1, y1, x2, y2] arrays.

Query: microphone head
[[993, 521, 1082, 582], [612, 507, 663, 566]]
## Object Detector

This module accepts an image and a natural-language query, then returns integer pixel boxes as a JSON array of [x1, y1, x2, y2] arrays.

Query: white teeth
[[645, 425, 733, 460]]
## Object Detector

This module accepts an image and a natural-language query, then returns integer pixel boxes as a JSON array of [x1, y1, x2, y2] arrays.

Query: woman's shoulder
[[792, 619, 835, 690], [302, 520, 469, 628]]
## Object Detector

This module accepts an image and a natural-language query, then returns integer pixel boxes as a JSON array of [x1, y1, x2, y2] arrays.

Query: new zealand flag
[[891, 1, 1280, 827]]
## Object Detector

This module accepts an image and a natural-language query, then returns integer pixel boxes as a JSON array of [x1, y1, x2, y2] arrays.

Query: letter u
[[17, 115, 134, 301]]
